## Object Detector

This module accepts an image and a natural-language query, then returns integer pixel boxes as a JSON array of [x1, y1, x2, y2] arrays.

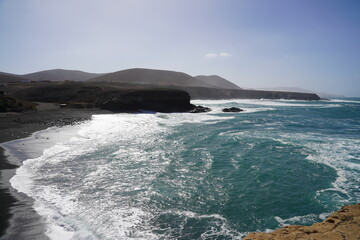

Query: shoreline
[[0, 108, 111, 239]]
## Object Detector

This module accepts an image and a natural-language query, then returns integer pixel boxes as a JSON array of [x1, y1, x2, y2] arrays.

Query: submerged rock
[[244, 203, 360, 240], [222, 107, 243, 112]]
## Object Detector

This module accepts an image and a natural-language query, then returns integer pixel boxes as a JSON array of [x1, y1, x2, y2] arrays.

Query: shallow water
[[5, 98, 360, 239]]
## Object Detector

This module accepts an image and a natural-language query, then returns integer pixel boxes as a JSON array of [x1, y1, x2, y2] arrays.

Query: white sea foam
[[278, 133, 360, 206], [274, 213, 329, 227], [241, 107, 276, 113], [223, 123, 360, 210], [2, 124, 85, 165], [156, 112, 235, 126], [6, 122, 98, 240], [8, 112, 243, 239], [330, 99, 360, 104], [239, 127, 360, 206], [155, 210, 244, 240]]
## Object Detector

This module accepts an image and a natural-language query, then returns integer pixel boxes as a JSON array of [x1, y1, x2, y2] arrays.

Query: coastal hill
[[89, 68, 216, 88], [195, 75, 242, 90], [1, 68, 321, 101], [0, 69, 103, 83], [23, 69, 103, 82], [0, 72, 28, 83], [87, 68, 320, 100]]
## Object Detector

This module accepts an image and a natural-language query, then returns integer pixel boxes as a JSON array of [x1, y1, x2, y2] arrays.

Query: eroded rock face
[[244, 203, 360, 240], [98, 89, 194, 113]]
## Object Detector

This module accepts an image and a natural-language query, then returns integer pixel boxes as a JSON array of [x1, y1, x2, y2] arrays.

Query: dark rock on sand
[[222, 107, 243, 112]]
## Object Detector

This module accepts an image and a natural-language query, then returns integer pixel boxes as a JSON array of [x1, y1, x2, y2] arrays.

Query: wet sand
[[0, 108, 110, 239]]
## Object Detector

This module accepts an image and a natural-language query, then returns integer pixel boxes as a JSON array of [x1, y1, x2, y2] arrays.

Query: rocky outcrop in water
[[222, 107, 243, 112], [244, 203, 360, 240], [189, 105, 211, 113]]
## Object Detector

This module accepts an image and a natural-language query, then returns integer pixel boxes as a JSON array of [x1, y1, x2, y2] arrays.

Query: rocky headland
[[2, 83, 206, 113], [244, 203, 360, 240], [96, 88, 196, 113]]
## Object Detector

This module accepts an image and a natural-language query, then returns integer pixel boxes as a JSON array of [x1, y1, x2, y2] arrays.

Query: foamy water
[[5, 98, 360, 239]]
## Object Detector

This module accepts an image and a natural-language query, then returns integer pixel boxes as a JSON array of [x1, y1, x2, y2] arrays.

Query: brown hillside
[[88, 68, 215, 88]]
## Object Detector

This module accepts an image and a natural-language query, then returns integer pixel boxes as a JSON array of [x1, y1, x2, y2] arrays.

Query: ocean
[[3, 98, 360, 239]]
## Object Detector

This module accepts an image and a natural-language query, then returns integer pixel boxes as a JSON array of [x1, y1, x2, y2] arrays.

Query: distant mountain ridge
[[195, 75, 242, 90]]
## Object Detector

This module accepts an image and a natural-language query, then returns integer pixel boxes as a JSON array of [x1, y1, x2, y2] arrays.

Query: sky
[[0, 0, 359, 96]]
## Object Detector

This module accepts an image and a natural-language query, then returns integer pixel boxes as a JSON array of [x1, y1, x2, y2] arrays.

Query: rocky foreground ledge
[[244, 203, 360, 240]]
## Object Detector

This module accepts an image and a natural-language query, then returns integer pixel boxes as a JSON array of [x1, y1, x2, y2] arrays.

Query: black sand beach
[[0, 108, 110, 239]]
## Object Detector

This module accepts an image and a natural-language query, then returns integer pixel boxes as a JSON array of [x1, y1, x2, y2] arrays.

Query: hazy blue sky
[[1, 0, 359, 96]]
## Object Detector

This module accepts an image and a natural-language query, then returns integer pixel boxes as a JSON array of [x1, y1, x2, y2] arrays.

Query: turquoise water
[[7, 98, 360, 239]]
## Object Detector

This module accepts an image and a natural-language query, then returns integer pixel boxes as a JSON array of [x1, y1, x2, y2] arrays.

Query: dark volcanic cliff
[[170, 86, 320, 100], [85, 82, 320, 100], [9, 83, 195, 113], [96, 89, 194, 112], [224, 89, 320, 100]]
